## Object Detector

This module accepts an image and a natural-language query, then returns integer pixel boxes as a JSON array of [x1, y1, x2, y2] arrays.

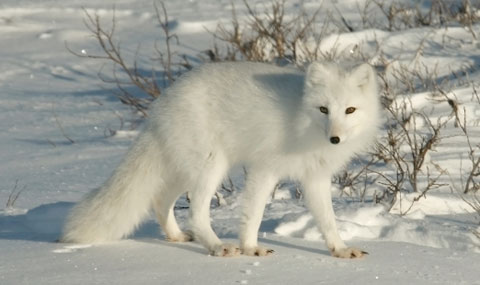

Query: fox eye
[[319, 106, 329, 114], [345, 107, 356, 114]]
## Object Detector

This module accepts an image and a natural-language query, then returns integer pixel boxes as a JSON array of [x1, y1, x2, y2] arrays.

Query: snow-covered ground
[[1, 0, 480, 284]]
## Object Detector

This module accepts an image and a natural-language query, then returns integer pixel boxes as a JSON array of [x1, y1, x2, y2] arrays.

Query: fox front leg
[[302, 173, 367, 259], [239, 171, 277, 256]]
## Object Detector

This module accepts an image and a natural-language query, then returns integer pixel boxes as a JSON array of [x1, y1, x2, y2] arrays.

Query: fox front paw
[[241, 246, 274, 257], [330, 247, 368, 259], [210, 243, 241, 257]]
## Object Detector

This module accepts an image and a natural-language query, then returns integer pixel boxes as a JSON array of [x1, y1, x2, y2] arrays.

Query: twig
[[6, 180, 26, 208], [52, 104, 75, 144]]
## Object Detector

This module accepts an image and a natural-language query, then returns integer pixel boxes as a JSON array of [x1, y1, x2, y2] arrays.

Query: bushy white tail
[[60, 133, 163, 243]]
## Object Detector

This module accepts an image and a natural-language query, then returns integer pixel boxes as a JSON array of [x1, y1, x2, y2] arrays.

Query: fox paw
[[211, 243, 241, 257], [330, 247, 368, 259], [166, 231, 193, 242], [242, 246, 274, 257]]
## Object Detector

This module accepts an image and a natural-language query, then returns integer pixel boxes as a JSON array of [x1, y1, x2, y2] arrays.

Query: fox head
[[302, 62, 380, 146]]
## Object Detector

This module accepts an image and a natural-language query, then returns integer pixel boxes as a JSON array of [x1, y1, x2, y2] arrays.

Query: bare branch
[[6, 180, 26, 209]]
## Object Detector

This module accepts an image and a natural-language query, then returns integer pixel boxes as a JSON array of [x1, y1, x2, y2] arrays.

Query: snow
[[1, 0, 480, 284]]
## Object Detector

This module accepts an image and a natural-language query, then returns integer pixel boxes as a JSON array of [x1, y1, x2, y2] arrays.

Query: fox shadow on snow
[[0, 201, 330, 256], [0, 202, 163, 243]]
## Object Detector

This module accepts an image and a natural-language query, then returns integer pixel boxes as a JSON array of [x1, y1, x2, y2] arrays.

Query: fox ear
[[351, 63, 376, 88], [305, 62, 330, 87]]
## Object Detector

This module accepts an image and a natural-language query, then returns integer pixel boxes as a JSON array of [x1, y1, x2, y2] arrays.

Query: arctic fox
[[61, 61, 380, 258]]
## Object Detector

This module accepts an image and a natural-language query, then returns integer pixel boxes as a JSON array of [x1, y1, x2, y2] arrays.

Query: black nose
[[330, 136, 340, 144]]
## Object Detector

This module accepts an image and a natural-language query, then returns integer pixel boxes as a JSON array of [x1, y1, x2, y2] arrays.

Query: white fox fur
[[61, 61, 380, 258]]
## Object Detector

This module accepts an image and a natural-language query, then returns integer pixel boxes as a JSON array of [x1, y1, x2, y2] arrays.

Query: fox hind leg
[[153, 185, 192, 242], [187, 153, 239, 256]]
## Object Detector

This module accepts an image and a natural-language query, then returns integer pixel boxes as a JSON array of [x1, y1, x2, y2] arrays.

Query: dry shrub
[[209, 0, 334, 65], [6, 180, 25, 209], [367, 0, 479, 36], [447, 86, 480, 195], [372, 96, 452, 213], [66, 3, 190, 116]]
